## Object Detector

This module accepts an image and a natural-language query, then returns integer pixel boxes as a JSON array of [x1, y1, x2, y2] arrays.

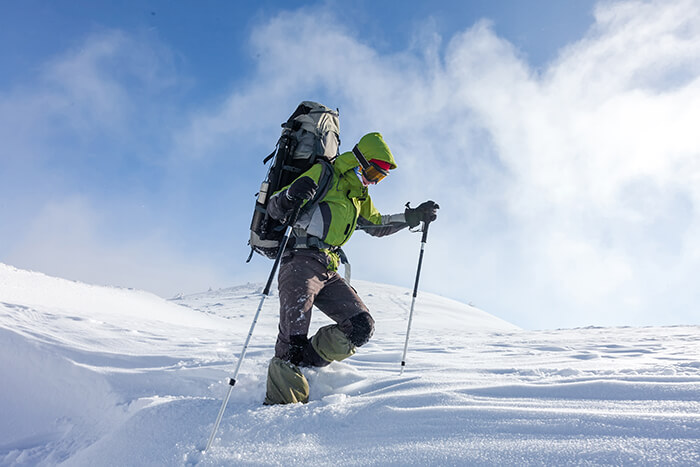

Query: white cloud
[[432, 0, 700, 327], [185, 0, 699, 328], [0, 29, 176, 166]]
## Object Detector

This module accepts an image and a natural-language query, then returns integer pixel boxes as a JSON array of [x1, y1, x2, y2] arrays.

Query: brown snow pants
[[275, 249, 374, 367]]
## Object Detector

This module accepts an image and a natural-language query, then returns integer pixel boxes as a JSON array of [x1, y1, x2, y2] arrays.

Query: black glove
[[285, 176, 318, 203], [405, 200, 439, 228]]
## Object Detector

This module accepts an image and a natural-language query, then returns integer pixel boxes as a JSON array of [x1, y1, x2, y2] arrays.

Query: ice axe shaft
[[204, 206, 300, 453]]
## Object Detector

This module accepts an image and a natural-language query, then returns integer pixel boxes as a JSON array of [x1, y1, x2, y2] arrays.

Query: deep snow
[[1, 262, 699, 466]]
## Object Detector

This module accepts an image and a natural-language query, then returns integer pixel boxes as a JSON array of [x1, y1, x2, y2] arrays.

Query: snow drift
[[1, 263, 698, 466]]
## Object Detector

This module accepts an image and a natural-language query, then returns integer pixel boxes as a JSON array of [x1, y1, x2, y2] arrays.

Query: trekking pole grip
[[288, 203, 302, 228], [420, 201, 439, 242], [421, 220, 431, 243]]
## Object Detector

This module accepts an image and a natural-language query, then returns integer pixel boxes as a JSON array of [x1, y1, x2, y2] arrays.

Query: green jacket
[[269, 133, 407, 270]]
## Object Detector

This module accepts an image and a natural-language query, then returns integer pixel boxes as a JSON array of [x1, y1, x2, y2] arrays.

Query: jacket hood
[[356, 132, 397, 169]]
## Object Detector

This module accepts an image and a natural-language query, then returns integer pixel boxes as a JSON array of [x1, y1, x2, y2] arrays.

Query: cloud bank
[[3, 1, 699, 328], [180, 0, 699, 328]]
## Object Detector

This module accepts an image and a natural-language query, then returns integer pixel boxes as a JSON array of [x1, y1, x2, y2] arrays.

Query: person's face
[[360, 171, 377, 187], [359, 161, 389, 186]]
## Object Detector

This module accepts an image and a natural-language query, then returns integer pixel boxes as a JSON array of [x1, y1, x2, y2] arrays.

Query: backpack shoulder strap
[[299, 159, 334, 216], [314, 159, 334, 202]]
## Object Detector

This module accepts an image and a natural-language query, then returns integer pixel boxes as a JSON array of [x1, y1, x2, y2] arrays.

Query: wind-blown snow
[[1, 262, 698, 466]]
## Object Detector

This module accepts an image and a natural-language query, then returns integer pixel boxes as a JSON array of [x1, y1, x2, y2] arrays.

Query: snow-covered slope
[[1, 263, 699, 466]]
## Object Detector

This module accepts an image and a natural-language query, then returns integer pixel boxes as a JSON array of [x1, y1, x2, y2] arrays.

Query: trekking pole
[[399, 218, 434, 376], [204, 205, 301, 453]]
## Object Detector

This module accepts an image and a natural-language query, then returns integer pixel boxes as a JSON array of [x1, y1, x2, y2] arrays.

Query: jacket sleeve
[[267, 164, 324, 222], [356, 196, 409, 237]]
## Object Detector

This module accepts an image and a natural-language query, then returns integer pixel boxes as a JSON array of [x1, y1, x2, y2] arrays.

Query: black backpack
[[247, 101, 339, 260]]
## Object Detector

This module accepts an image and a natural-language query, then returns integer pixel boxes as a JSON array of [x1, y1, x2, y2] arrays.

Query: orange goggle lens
[[362, 162, 389, 183]]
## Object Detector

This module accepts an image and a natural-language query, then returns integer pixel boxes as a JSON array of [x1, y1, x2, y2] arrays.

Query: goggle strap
[[352, 145, 371, 170]]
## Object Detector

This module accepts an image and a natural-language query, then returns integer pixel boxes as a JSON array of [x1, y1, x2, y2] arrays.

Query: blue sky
[[2, 0, 699, 330]]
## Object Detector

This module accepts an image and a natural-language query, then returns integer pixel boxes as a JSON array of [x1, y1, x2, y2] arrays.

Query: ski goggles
[[352, 145, 391, 184]]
